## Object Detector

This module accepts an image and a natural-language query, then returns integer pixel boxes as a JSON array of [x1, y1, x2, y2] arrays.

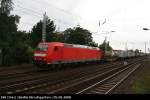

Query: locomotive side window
[[54, 46, 58, 52]]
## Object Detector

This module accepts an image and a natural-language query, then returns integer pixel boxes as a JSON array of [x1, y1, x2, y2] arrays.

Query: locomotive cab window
[[37, 43, 48, 51], [54, 46, 58, 52]]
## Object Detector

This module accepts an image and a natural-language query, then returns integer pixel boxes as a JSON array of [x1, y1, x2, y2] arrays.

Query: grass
[[132, 61, 150, 94]]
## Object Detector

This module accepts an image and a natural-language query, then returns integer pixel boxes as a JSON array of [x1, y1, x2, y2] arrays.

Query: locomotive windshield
[[37, 43, 48, 51]]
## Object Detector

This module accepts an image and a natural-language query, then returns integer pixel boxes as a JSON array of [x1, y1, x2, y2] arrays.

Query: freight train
[[33, 42, 143, 68]]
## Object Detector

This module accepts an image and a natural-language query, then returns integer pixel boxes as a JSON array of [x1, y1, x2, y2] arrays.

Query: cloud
[[12, 0, 150, 51], [12, 0, 80, 31]]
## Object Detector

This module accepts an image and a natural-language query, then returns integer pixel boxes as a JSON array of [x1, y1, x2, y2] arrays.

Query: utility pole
[[148, 48, 150, 53], [105, 37, 107, 53], [42, 12, 47, 42], [125, 42, 128, 51], [125, 42, 128, 57], [142, 28, 150, 55], [145, 42, 147, 54], [99, 19, 107, 53]]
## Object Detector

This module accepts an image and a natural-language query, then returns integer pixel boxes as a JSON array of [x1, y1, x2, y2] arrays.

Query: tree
[[30, 18, 56, 47], [99, 40, 113, 52], [88, 42, 99, 47], [0, 0, 13, 15], [63, 26, 93, 45], [135, 49, 139, 53], [7, 31, 33, 64], [0, 0, 20, 65]]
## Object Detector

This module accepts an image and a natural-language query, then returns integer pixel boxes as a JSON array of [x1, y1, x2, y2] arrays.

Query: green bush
[[2, 45, 34, 66]]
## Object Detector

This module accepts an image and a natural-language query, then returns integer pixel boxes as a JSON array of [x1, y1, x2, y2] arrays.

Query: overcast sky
[[12, 0, 150, 52]]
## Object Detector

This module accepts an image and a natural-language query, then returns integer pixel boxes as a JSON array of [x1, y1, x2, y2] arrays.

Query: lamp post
[[142, 28, 150, 55], [104, 31, 116, 53], [143, 28, 150, 30], [98, 19, 116, 52]]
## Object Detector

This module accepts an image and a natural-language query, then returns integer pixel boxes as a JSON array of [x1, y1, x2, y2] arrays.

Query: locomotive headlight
[[34, 53, 47, 57]]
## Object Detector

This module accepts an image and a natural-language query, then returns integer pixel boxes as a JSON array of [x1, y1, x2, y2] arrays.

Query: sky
[[12, 0, 150, 52]]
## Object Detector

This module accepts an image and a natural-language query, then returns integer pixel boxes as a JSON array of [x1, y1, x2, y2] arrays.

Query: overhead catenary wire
[[32, 0, 79, 20], [15, 0, 79, 21], [18, 23, 30, 32], [13, 0, 77, 31], [14, 0, 45, 16], [21, 1, 77, 21], [14, 4, 43, 15], [13, 9, 42, 18]]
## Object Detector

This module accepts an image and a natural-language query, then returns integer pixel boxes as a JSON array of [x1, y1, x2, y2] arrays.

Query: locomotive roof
[[39, 42, 100, 50], [64, 43, 100, 50]]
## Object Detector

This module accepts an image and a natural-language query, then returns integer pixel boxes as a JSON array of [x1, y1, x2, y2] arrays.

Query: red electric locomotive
[[33, 42, 103, 68]]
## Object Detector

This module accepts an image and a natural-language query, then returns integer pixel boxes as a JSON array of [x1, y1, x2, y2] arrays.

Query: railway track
[[77, 63, 141, 94], [0, 61, 122, 94], [0, 64, 34, 72], [47, 60, 143, 94], [0, 65, 37, 80], [0, 70, 37, 80], [0, 57, 145, 94]]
